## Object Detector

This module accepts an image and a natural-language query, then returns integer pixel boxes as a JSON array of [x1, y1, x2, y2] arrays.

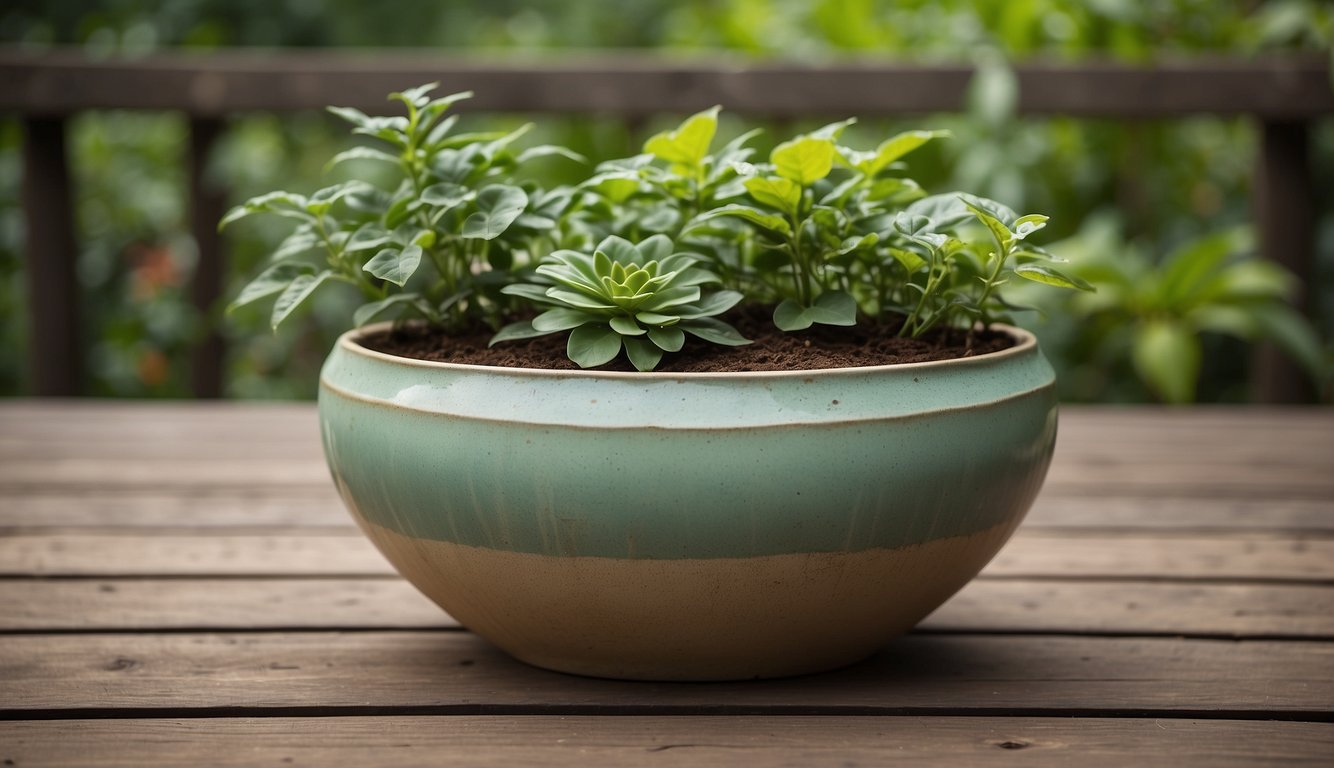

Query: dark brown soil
[[360, 306, 1014, 373]]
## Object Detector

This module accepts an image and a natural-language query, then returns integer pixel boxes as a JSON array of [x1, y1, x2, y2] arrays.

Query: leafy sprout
[[221, 83, 583, 333], [492, 235, 748, 371]]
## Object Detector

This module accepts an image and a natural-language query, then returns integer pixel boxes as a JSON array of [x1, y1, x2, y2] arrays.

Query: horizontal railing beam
[[1, 49, 1331, 119]]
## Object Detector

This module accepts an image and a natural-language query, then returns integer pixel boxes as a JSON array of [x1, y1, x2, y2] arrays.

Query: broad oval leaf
[[771, 136, 836, 186], [623, 337, 665, 372], [532, 307, 598, 333], [462, 185, 528, 240], [744, 176, 801, 215], [489, 320, 551, 346], [363, 244, 423, 287], [567, 325, 622, 368], [421, 183, 471, 210], [647, 326, 686, 352]]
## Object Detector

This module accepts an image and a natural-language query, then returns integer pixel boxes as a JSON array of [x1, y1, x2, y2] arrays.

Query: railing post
[[21, 116, 82, 396], [188, 117, 227, 398], [1251, 119, 1317, 403]]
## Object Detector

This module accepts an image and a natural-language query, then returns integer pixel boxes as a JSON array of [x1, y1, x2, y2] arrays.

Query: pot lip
[[335, 321, 1041, 381]]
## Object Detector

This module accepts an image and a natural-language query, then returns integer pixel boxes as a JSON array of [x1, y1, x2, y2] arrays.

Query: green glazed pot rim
[[338, 321, 1039, 382]]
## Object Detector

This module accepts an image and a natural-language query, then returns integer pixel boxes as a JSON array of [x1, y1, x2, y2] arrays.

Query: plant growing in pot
[[224, 84, 1091, 681]]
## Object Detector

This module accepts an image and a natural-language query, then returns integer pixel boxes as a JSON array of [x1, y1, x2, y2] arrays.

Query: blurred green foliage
[[0, 0, 1330, 400]]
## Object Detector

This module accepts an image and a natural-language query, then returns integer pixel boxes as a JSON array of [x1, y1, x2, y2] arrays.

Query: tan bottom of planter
[[361, 521, 1014, 681]]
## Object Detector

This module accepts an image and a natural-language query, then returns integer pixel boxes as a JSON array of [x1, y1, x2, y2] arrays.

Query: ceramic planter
[[318, 323, 1058, 681]]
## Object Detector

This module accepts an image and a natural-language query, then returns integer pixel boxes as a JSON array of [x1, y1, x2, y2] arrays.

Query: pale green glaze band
[[319, 323, 1058, 560]]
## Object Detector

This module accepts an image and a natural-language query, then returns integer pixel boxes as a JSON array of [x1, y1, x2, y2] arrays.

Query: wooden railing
[[4, 50, 1331, 400]]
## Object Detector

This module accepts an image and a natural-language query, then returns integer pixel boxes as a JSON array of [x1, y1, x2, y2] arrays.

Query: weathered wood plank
[[3, 577, 1329, 638], [3, 532, 1330, 581], [4, 491, 1331, 533], [2, 50, 1331, 118], [2, 632, 1329, 714], [3, 716, 1331, 767]]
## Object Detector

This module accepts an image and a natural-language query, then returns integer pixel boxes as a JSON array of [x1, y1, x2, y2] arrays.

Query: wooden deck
[[1, 402, 1331, 765]]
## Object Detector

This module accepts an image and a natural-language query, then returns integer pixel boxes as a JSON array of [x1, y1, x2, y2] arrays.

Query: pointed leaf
[[696, 204, 791, 235], [271, 271, 334, 330], [1014, 263, 1094, 292], [227, 263, 310, 313], [771, 136, 836, 185], [327, 146, 399, 170], [353, 293, 422, 327], [363, 244, 423, 287], [744, 176, 801, 215], [682, 317, 750, 346], [489, 320, 553, 346], [644, 106, 719, 166], [462, 185, 528, 240]]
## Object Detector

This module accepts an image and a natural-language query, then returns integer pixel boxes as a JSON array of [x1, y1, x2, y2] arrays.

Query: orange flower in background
[[126, 242, 181, 300]]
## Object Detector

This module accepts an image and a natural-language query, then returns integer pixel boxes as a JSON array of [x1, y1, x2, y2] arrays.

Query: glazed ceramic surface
[[319, 324, 1058, 680]]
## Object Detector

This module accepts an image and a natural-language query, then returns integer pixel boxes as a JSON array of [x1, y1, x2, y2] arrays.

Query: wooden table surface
[[0, 402, 1331, 766]]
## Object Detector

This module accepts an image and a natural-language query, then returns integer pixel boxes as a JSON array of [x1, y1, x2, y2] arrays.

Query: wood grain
[[5, 492, 1331, 533], [4, 577, 1329, 638], [3, 716, 1332, 767], [3, 531, 1331, 580], [2, 632, 1329, 714]]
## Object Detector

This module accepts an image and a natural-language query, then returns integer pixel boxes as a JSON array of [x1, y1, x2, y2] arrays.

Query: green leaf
[[326, 106, 372, 128], [421, 183, 471, 210], [644, 106, 720, 166], [963, 198, 1014, 253], [773, 291, 858, 331], [810, 117, 857, 140], [771, 136, 837, 185], [462, 185, 528, 240], [860, 130, 949, 175], [744, 176, 801, 215], [499, 283, 554, 305], [345, 226, 392, 253], [682, 317, 750, 346], [363, 245, 423, 287], [326, 146, 399, 170], [1014, 263, 1094, 292], [623, 337, 664, 371], [218, 191, 311, 230], [532, 307, 598, 333], [696, 204, 791, 235], [489, 320, 552, 346], [567, 325, 622, 368], [515, 145, 588, 165], [1132, 320, 1200, 405], [676, 289, 743, 320], [353, 293, 421, 327], [227, 263, 310, 314], [810, 291, 859, 326], [609, 315, 646, 336], [889, 247, 927, 272], [1250, 304, 1328, 382], [270, 271, 334, 330], [389, 82, 438, 109], [648, 326, 686, 352]]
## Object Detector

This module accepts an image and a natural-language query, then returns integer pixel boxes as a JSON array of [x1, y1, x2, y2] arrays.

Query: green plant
[[221, 83, 581, 334], [226, 86, 1092, 373], [492, 234, 747, 371], [569, 108, 1090, 340], [1019, 217, 1327, 403]]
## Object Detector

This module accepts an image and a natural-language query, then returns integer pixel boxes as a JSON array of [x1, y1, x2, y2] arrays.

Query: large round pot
[[318, 324, 1058, 681]]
